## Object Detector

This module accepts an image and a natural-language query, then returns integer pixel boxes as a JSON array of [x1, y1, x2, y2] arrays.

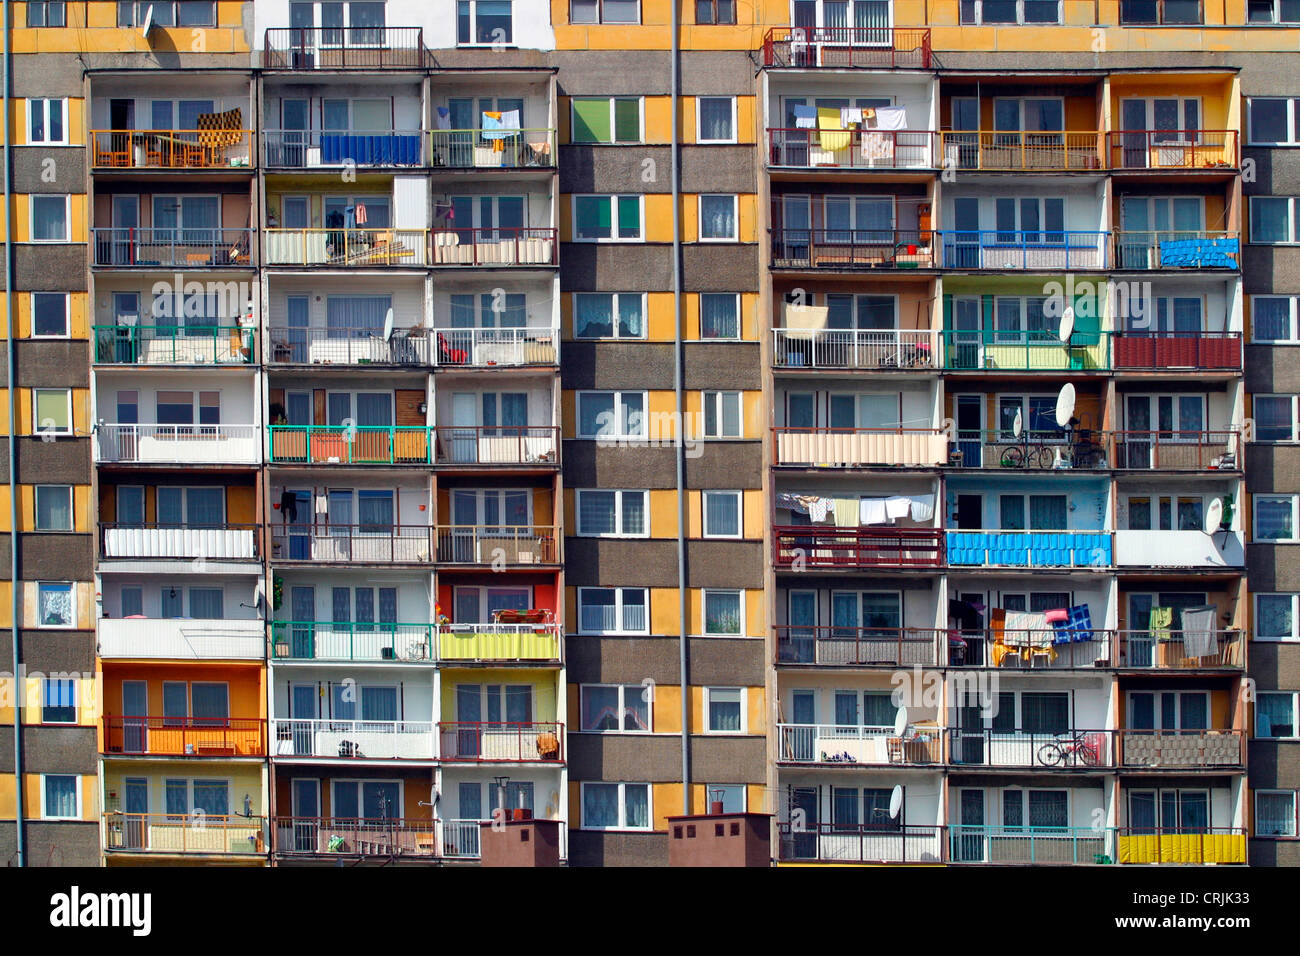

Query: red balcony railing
[[273, 817, 437, 857], [1111, 332, 1241, 370], [1106, 131, 1238, 171], [775, 625, 944, 666], [103, 716, 266, 757], [431, 425, 559, 466], [770, 228, 934, 270], [1114, 630, 1245, 670], [438, 722, 563, 762], [761, 27, 931, 69], [773, 526, 943, 568]]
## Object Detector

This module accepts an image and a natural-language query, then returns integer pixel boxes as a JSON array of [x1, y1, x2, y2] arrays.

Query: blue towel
[[320, 134, 421, 166], [792, 104, 816, 129]]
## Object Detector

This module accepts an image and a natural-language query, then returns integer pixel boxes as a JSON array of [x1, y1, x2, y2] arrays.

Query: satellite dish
[[889, 785, 903, 820], [1058, 306, 1075, 344], [1203, 497, 1224, 535], [1012, 407, 1023, 439], [383, 308, 395, 342], [140, 4, 154, 37], [1055, 383, 1076, 429], [893, 707, 908, 737]]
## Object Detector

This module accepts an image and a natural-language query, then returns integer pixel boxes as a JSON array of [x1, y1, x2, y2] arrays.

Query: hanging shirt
[[354, 203, 367, 225], [435, 106, 451, 130], [840, 106, 863, 127]]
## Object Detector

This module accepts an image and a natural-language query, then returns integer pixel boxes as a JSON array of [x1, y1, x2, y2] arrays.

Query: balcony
[[269, 425, 430, 465], [941, 332, 1110, 372], [938, 131, 1104, 172], [434, 526, 559, 566], [270, 621, 434, 663], [437, 623, 561, 663], [948, 431, 1109, 471], [431, 426, 559, 467], [1107, 131, 1238, 171], [99, 523, 260, 561], [441, 820, 481, 859], [92, 228, 253, 269], [771, 328, 934, 370], [103, 716, 266, 757], [274, 817, 437, 857], [773, 526, 943, 569], [90, 129, 253, 170], [432, 327, 558, 368], [270, 524, 432, 564], [1113, 231, 1239, 270], [950, 630, 1111, 668], [438, 722, 564, 763], [772, 427, 948, 468], [105, 813, 266, 856], [767, 128, 935, 169], [1114, 630, 1245, 670], [1115, 828, 1246, 865], [775, 626, 943, 667], [948, 729, 1114, 769], [778, 824, 943, 864], [97, 618, 264, 660], [777, 723, 941, 766], [263, 129, 423, 167], [271, 718, 435, 760], [430, 227, 557, 267], [95, 424, 260, 465], [1111, 430, 1240, 471], [264, 228, 429, 267], [761, 26, 931, 69], [93, 325, 255, 366], [770, 229, 934, 271], [939, 231, 1109, 270], [267, 326, 430, 366], [1115, 529, 1244, 569], [946, 531, 1113, 568], [262, 26, 428, 70], [1117, 729, 1245, 768], [430, 129, 556, 169], [949, 826, 1111, 865], [1111, 332, 1240, 370]]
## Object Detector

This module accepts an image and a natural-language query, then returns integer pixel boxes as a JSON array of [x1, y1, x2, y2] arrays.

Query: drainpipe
[[3, 0, 25, 866], [670, 0, 689, 814]]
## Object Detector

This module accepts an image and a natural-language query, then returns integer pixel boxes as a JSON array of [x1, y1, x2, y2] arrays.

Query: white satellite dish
[[1012, 408, 1023, 439], [1055, 383, 1076, 429], [1203, 497, 1224, 535], [888, 785, 903, 820], [140, 5, 154, 37], [383, 307, 395, 342], [1058, 306, 1075, 344], [893, 707, 908, 737]]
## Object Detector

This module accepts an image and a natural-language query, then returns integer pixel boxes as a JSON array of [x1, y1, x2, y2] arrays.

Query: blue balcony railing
[[938, 230, 1108, 270]]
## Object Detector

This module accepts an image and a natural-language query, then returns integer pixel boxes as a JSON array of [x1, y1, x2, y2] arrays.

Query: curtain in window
[[624, 785, 649, 828], [832, 787, 859, 826], [160, 587, 183, 619], [45, 776, 78, 818], [1257, 694, 1294, 736], [1253, 298, 1291, 340], [39, 584, 72, 626], [355, 393, 393, 426], [580, 491, 617, 534], [584, 784, 619, 827], [505, 686, 533, 723], [165, 779, 189, 819], [327, 393, 352, 426], [327, 296, 390, 337], [1027, 790, 1069, 828], [700, 294, 738, 338], [361, 686, 398, 721], [1257, 596, 1293, 639], [177, 99, 214, 131], [190, 683, 229, 721], [863, 787, 901, 829], [186, 487, 225, 527], [358, 491, 394, 531], [1029, 495, 1068, 530], [188, 589, 224, 619], [705, 492, 739, 535], [1257, 793, 1297, 836], [37, 488, 71, 530], [705, 592, 741, 633], [333, 783, 360, 819], [354, 589, 374, 630], [835, 691, 858, 726], [861, 692, 897, 727], [576, 295, 613, 337], [332, 587, 351, 623], [621, 492, 645, 535], [861, 593, 901, 630], [699, 99, 732, 141], [450, 294, 477, 329], [180, 196, 218, 243], [362, 782, 400, 819], [701, 197, 735, 239], [709, 691, 742, 730], [1020, 692, 1069, 733], [823, 0, 849, 28]]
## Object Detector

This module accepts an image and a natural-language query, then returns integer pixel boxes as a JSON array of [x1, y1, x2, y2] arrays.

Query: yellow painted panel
[[0, 775, 14, 819], [643, 97, 673, 145], [649, 586, 679, 635], [10, 387, 91, 436], [1118, 833, 1246, 865], [15, 484, 92, 533], [652, 683, 681, 734], [648, 489, 678, 537], [0, 581, 10, 629], [644, 194, 674, 243], [439, 629, 560, 662], [652, 782, 684, 830], [683, 291, 760, 340], [745, 589, 766, 638], [6, 194, 88, 243]]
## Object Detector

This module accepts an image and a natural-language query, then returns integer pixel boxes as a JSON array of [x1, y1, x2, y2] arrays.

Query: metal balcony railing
[[263, 128, 423, 166], [105, 813, 266, 855], [939, 230, 1109, 270], [103, 716, 266, 757], [264, 228, 429, 267], [267, 325, 430, 365], [775, 626, 943, 666], [271, 718, 435, 760], [273, 817, 437, 857], [270, 524, 433, 563], [939, 131, 1105, 171], [1111, 331, 1241, 370], [431, 425, 559, 466], [949, 826, 1114, 865], [946, 530, 1113, 568], [1116, 729, 1245, 768], [436, 623, 563, 663], [430, 227, 557, 266], [941, 330, 1110, 372], [1107, 130, 1238, 170], [1113, 230, 1239, 270], [947, 728, 1114, 768], [96, 423, 260, 464], [432, 327, 558, 367], [441, 819, 481, 859], [946, 428, 1108, 471], [93, 324, 255, 365], [1115, 827, 1247, 865], [268, 425, 431, 465], [91, 129, 254, 169], [767, 128, 935, 169], [772, 426, 948, 467], [438, 722, 564, 762], [262, 26, 427, 69], [770, 228, 934, 270], [270, 621, 434, 663], [777, 723, 942, 766], [779, 823, 944, 864], [773, 526, 943, 568], [761, 26, 931, 68], [1114, 630, 1245, 669], [92, 227, 253, 268], [1110, 430, 1240, 471], [96, 618, 264, 660], [430, 129, 556, 168], [433, 525, 559, 565], [771, 328, 934, 370], [949, 629, 1112, 668]]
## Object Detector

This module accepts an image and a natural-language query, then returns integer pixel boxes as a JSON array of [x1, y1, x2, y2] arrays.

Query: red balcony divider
[[1112, 332, 1241, 370]]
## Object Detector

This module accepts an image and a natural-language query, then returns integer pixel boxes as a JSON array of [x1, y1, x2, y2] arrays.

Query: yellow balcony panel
[[437, 625, 561, 663], [1118, 831, 1246, 865]]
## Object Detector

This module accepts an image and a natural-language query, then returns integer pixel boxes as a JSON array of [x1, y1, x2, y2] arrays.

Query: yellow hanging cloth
[[818, 107, 850, 152]]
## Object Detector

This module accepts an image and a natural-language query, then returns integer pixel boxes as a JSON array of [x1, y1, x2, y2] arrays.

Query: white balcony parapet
[[97, 618, 264, 660], [271, 718, 436, 760], [95, 423, 260, 464]]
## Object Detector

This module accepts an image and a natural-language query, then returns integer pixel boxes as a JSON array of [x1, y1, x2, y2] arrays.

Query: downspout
[[4, 0, 25, 866], [671, 0, 689, 814]]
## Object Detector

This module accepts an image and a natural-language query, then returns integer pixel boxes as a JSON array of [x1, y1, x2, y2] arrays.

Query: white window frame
[[575, 489, 649, 538], [576, 389, 647, 439], [1257, 691, 1300, 739], [580, 781, 652, 831], [34, 484, 74, 532], [33, 387, 72, 436], [1254, 790, 1298, 839], [1247, 97, 1300, 146], [573, 292, 647, 340], [1255, 592, 1300, 642], [40, 774, 81, 820], [1252, 295, 1300, 343], [29, 292, 70, 339], [698, 292, 742, 340], [29, 194, 70, 243], [572, 194, 645, 243], [705, 783, 747, 812], [569, 96, 644, 145], [578, 683, 652, 734], [26, 97, 68, 146], [696, 96, 737, 144], [1118, 0, 1204, 24], [702, 588, 744, 636], [704, 686, 746, 734], [702, 489, 743, 539], [701, 390, 743, 438], [1247, 0, 1300, 24], [1122, 493, 1207, 532], [1250, 196, 1300, 245], [698, 194, 739, 243], [42, 676, 78, 724], [1254, 494, 1300, 543], [569, 0, 642, 24], [577, 586, 650, 636], [961, 0, 1062, 25], [119, 1, 217, 27], [1255, 393, 1300, 443], [1125, 690, 1211, 731]]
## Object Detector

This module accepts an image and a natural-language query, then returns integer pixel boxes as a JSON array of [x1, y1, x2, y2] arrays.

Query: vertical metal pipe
[[670, 0, 689, 814]]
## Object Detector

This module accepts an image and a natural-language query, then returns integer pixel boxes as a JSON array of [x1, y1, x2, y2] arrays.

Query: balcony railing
[[948, 728, 1113, 768], [1111, 430, 1240, 471], [772, 426, 948, 468], [271, 718, 435, 760], [267, 326, 430, 365], [270, 621, 434, 663], [950, 629, 1111, 668], [441, 819, 481, 859], [268, 425, 431, 465], [96, 423, 260, 464], [274, 817, 437, 857], [1115, 529, 1245, 569], [767, 128, 935, 169], [761, 26, 931, 68], [92, 228, 252, 269], [1113, 231, 1239, 270], [1117, 729, 1245, 768], [433, 525, 558, 566], [939, 131, 1104, 171], [775, 626, 943, 666], [941, 331, 1110, 372], [431, 227, 557, 266], [947, 430, 1109, 471], [105, 813, 266, 856], [270, 524, 433, 563], [777, 723, 941, 766], [93, 325, 255, 365], [1115, 827, 1247, 865], [770, 228, 934, 270], [946, 531, 1113, 568], [103, 716, 266, 757], [939, 230, 1109, 270], [432, 327, 558, 368], [1107, 131, 1238, 170], [949, 826, 1113, 865], [263, 128, 423, 167], [1114, 630, 1245, 670], [437, 623, 562, 663], [779, 823, 943, 864], [773, 526, 943, 568], [430, 129, 556, 169], [262, 26, 428, 69], [264, 228, 429, 267], [91, 129, 254, 169], [96, 618, 264, 660], [99, 522, 260, 560], [771, 328, 934, 370], [1112, 331, 1241, 370], [438, 722, 564, 762], [431, 425, 559, 466]]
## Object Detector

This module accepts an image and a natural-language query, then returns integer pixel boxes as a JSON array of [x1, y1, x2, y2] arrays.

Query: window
[[27, 98, 66, 145], [42, 678, 77, 723], [41, 775, 80, 820], [998, 494, 1068, 531], [1253, 296, 1300, 342], [37, 582, 73, 628], [1255, 495, 1300, 542], [574, 293, 645, 339], [1127, 690, 1209, 731], [33, 388, 71, 435], [576, 489, 648, 538], [31, 195, 69, 243], [703, 589, 743, 635], [582, 782, 650, 829], [1256, 395, 1300, 442], [571, 0, 640, 22], [706, 784, 746, 812], [702, 390, 743, 437], [578, 587, 648, 634], [118, 2, 216, 27], [697, 97, 736, 143], [698, 195, 738, 242], [166, 778, 231, 819], [700, 293, 740, 339], [1257, 693, 1298, 738], [1125, 495, 1205, 532], [27, 1, 67, 26], [1119, 0, 1201, 23], [695, 0, 736, 22], [571, 97, 641, 144], [1248, 98, 1300, 146], [993, 199, 1064, 244], [1255, 791, 1298, 838], [580, 684, 651, 732], [31, 293, 69, 338], [1251, 197, 1300, 244], [573, 195, 643, 241], [960, 0, 1060, 23], [457, 1, 513, 45], [706, 687, 744, 733], [703, 490, 742, 538], [1247, 0, 1300, 22], [35, 485, 73, 532], [1256, 593, 1300, 641], [577, 390, 646, 439]]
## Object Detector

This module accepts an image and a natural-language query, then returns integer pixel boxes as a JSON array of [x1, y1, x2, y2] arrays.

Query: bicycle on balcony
[[1037, 732, 1101, 767]]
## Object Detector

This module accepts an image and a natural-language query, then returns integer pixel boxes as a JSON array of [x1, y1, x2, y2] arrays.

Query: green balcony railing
[[949, 825, 1115, 865], [941, 330, 1110, 371], [268, 424, 432, 464], [270, 621, 435, 662], [93, 324, 255, 365]]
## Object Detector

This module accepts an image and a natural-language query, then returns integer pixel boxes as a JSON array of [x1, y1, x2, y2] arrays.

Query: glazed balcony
[[949, 826, 1113, 865], [92, 228, 252, 269], [274, 817, 437, 857], [432, 327, 559, 368], [105, 813, 266, 856], [772, 526, 943, 569], [1113, 231, 1239, 270], [938, 131, 1105, 172], [437, 623, 562, 663], [429, 129, 556, 169], [431, 426, 559, 467], [264, 228, 429, 267], [271, 718, 435, 760], [770, 229, 934, 271], [263, 128, 423, 167], [267, 326, 430, 366], [946, 531, 1113, 569], [270, 621, 434, 663], [1115, 828, 1246, 865], [96, 618, 264, 661], [947, 430, 1109, 471], [438, 722, 564, 763], [938, 231, 1109, 270], [90, 129, 253, 170], [1107, 131, 1238, 171], [1114, 630, 1245, 670], [95, 424, 260, 465], [941, 331, 1110, 372], [778, 823, 944, 864], [767, 128, 936, 169], [1111, 331, 1241, 370], [98, 522, 261, 561], [262, 26, 428, 70], [771, 328, 935, 370], [268, 425, 431, 465], [270, 524, 433, 564], [761, 26, 931, 69], [776, 723, 942, 766], [775, 625, 943, 667], [430, 227, 557, 267], [103, 716, 266, 757], [1116, 729, 1245, 768], [1111, 430, 1240, 471], [948, 728, 1114, 769], [93, 325, 255, 366], [433, 526, 559, 566], [772, 426, 948, 468]]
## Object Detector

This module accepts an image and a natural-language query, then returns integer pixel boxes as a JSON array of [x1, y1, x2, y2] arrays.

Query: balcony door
[[788, 785, 819, 858], [108, 195, 139, 265], [1125, 592, 1209, 666], [778, 195, 811, 263], [290, 586, 316, 657], [954, 789, 986, 862], [1128, 788, 1210, 835], [1120, 98, 1202, 167], [291, 778, 320, 850], [1122, 393, 1206, 468], [954, 393, 984, 466], [123, 778, 148, 850], [1118, 196, 1203, 268], [785, 590, 818, 662], [951, 197, 980, 268], [122, 681, 148, 753]]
